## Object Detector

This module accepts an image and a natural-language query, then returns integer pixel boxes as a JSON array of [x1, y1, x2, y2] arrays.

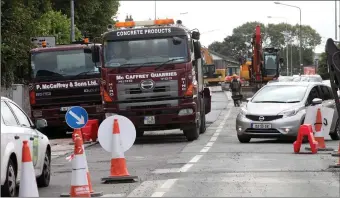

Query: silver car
[[236, 81, 340, 143]]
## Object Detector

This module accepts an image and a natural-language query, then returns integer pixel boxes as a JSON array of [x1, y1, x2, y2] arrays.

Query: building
[[208, 50, 240, 76]]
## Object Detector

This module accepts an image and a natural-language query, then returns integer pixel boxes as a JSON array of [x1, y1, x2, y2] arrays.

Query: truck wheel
[[330, 119, 340, 140], [200, 108, 206, 134], [184, 122, 200, 141], [136, 130, 144, 137], [237, 134, 251, 143]]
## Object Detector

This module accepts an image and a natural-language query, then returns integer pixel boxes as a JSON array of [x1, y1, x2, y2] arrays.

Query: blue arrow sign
[[65, 106, 88, 129]]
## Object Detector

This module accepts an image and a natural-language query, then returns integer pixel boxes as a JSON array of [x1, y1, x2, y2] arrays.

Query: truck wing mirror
[[191, 31, 200, 40], [91, 45, 100, 63], [193, 41, 202, 60]]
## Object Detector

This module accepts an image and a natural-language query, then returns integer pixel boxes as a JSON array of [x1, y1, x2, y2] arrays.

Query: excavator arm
[[325, 38, 340, 115]]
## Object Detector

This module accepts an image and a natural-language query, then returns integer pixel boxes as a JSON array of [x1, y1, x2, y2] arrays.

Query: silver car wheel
[[7, 164, 16, 196]]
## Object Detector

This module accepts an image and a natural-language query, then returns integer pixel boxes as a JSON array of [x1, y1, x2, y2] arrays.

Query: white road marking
[[210, 136, 217, 142], [127, 180, 168, 197], [217, 126, 224, 129], [179, 164, 193, 172], [160, 179, 178, 189], [101, 194, 126, 197], [151, 192, 166, 197], [189, 155, 203, 163], [206, 142, 214, 147], [216, 129, 222, 133], [200, 146, 211, 153], [213, 133, 220, 137]]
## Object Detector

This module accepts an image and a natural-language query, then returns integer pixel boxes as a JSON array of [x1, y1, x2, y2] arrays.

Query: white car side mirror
[[246, 98, 251, 102], [312, 98, 322, 105], [36, 119, 48, 129]]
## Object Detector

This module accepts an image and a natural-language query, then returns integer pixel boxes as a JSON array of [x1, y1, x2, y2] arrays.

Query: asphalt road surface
[[40, 90, 340, 197]]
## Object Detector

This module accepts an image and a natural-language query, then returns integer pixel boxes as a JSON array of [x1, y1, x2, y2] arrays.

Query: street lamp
[[267, 16, 290, 75], [274, 2, 302, 73]]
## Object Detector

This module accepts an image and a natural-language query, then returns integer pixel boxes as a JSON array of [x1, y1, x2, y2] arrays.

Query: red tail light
[[29, 91, 36, 105]]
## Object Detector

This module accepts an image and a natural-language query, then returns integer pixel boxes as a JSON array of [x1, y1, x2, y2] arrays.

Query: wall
[[1, 85, 31, 116]]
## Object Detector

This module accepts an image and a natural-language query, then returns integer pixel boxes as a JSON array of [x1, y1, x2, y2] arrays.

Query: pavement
[[41, 87, 340, 197]]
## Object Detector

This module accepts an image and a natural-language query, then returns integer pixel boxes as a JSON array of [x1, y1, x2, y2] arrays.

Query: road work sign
[[98, 114, 136, 153], [304, 105, 334, 135], [65, 106, 89, 129]]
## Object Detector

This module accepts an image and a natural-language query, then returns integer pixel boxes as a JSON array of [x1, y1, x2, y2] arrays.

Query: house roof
[[208, 50, 239, 65]]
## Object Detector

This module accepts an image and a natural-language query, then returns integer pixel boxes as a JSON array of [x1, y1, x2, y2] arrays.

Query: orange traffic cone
[[61, 134, 103, 197], [101, 119, 138, 183], [69, 129, 91, 145], [18, 141, 39, 197], [306, 108, 334, 151], [69, 136, 90, 197]]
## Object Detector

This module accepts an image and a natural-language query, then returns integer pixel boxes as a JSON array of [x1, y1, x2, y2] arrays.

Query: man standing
[[230, 74, 241, 107]]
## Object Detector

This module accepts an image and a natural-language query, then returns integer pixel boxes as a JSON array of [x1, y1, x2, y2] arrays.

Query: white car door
[[6, 101, 40, 175], [1, 101, 27, 181]]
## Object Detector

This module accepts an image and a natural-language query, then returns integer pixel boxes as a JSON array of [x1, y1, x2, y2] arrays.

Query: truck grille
[[117, 80, 179, 110], [246, 115, 283, 121]]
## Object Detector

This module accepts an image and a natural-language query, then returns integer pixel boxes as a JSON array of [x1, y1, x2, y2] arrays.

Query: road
[[42, 89, 340, 197]]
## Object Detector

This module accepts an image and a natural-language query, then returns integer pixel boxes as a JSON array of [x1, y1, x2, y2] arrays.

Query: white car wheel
[[1, 159, 17, 197]]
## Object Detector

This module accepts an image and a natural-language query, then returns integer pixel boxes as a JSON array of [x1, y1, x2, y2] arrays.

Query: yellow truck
[[201, 47, 226, 86]]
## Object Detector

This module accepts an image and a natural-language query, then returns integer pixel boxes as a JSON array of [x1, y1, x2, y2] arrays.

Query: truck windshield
[[31, 49, 99, 79], [104, 37, 188, 67]]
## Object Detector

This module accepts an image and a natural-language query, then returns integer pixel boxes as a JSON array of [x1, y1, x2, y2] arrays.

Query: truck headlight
[[178, 108, 193, 116], [33, 110, 42, 118], [105, 113, 116, 118]]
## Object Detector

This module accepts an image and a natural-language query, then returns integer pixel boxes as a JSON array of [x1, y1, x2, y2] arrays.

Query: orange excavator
[[240, 25, 284, 98]]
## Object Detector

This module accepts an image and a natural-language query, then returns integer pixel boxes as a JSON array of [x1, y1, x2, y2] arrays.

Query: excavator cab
[[262, 47, 282, 79]]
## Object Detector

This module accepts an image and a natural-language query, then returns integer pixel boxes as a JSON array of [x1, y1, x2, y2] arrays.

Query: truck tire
[[184, 122, 200, 141], [200, 106, 206, 134], [330, 119, 340, 140]]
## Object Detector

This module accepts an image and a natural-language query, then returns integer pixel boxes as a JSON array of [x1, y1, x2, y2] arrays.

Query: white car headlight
[[278, 107, 303, 118], [239, 107, 248, 116]]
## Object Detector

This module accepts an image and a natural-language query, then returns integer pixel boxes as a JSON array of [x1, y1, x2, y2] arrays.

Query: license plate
[[60, 107, 72, 111], [252, 123, 271, 129], [144, 116, 155, 125]]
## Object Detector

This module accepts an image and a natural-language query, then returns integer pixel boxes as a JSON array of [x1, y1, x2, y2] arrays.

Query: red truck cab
[[28, 41, 104, 134], [91, 19, 212, 141]]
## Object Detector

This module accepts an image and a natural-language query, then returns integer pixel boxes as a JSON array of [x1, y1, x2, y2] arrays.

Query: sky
[[116, 1, 337, 54]]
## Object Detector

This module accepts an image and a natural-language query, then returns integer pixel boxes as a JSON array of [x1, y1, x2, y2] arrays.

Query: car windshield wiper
[[155, 58, 185, 70], [285, 101, 300, 103]]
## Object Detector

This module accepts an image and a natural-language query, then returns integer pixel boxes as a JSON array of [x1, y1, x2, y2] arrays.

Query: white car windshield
[[252, 85, 308, 103]]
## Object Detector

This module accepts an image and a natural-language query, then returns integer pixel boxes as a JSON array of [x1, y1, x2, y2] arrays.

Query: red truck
[[27, 39, 104, 134], [91, 18, 212, 141]]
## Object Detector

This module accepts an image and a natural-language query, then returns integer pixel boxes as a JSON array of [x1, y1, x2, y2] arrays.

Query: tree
[[208, 21, 322, 74], [1, 0, 37, 86], [34, 10, 82, 44], [50, 0, 120, 39], [317, 52, 329, 79]]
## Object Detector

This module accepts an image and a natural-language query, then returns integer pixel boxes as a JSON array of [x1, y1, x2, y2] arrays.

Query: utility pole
[[338, 0, 340, 39], [70, 0, 75, 42], [154, 1, 157, 20], [336, 0, 338, 40]]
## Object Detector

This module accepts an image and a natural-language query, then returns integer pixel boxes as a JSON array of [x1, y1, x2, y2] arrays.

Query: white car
[[1, 97, 51, 197]]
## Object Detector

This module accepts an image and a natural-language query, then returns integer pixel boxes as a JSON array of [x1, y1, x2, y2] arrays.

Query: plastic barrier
[[293, 124, 318, 154]]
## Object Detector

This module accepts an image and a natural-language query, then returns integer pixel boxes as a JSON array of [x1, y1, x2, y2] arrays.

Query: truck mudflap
[[240, 86, 258, 100], [203, 87, 211, 114]]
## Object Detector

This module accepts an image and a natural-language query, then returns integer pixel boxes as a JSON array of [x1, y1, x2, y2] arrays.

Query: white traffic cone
[[19, 140, 39, 197], [69, 136, 90, 197]]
